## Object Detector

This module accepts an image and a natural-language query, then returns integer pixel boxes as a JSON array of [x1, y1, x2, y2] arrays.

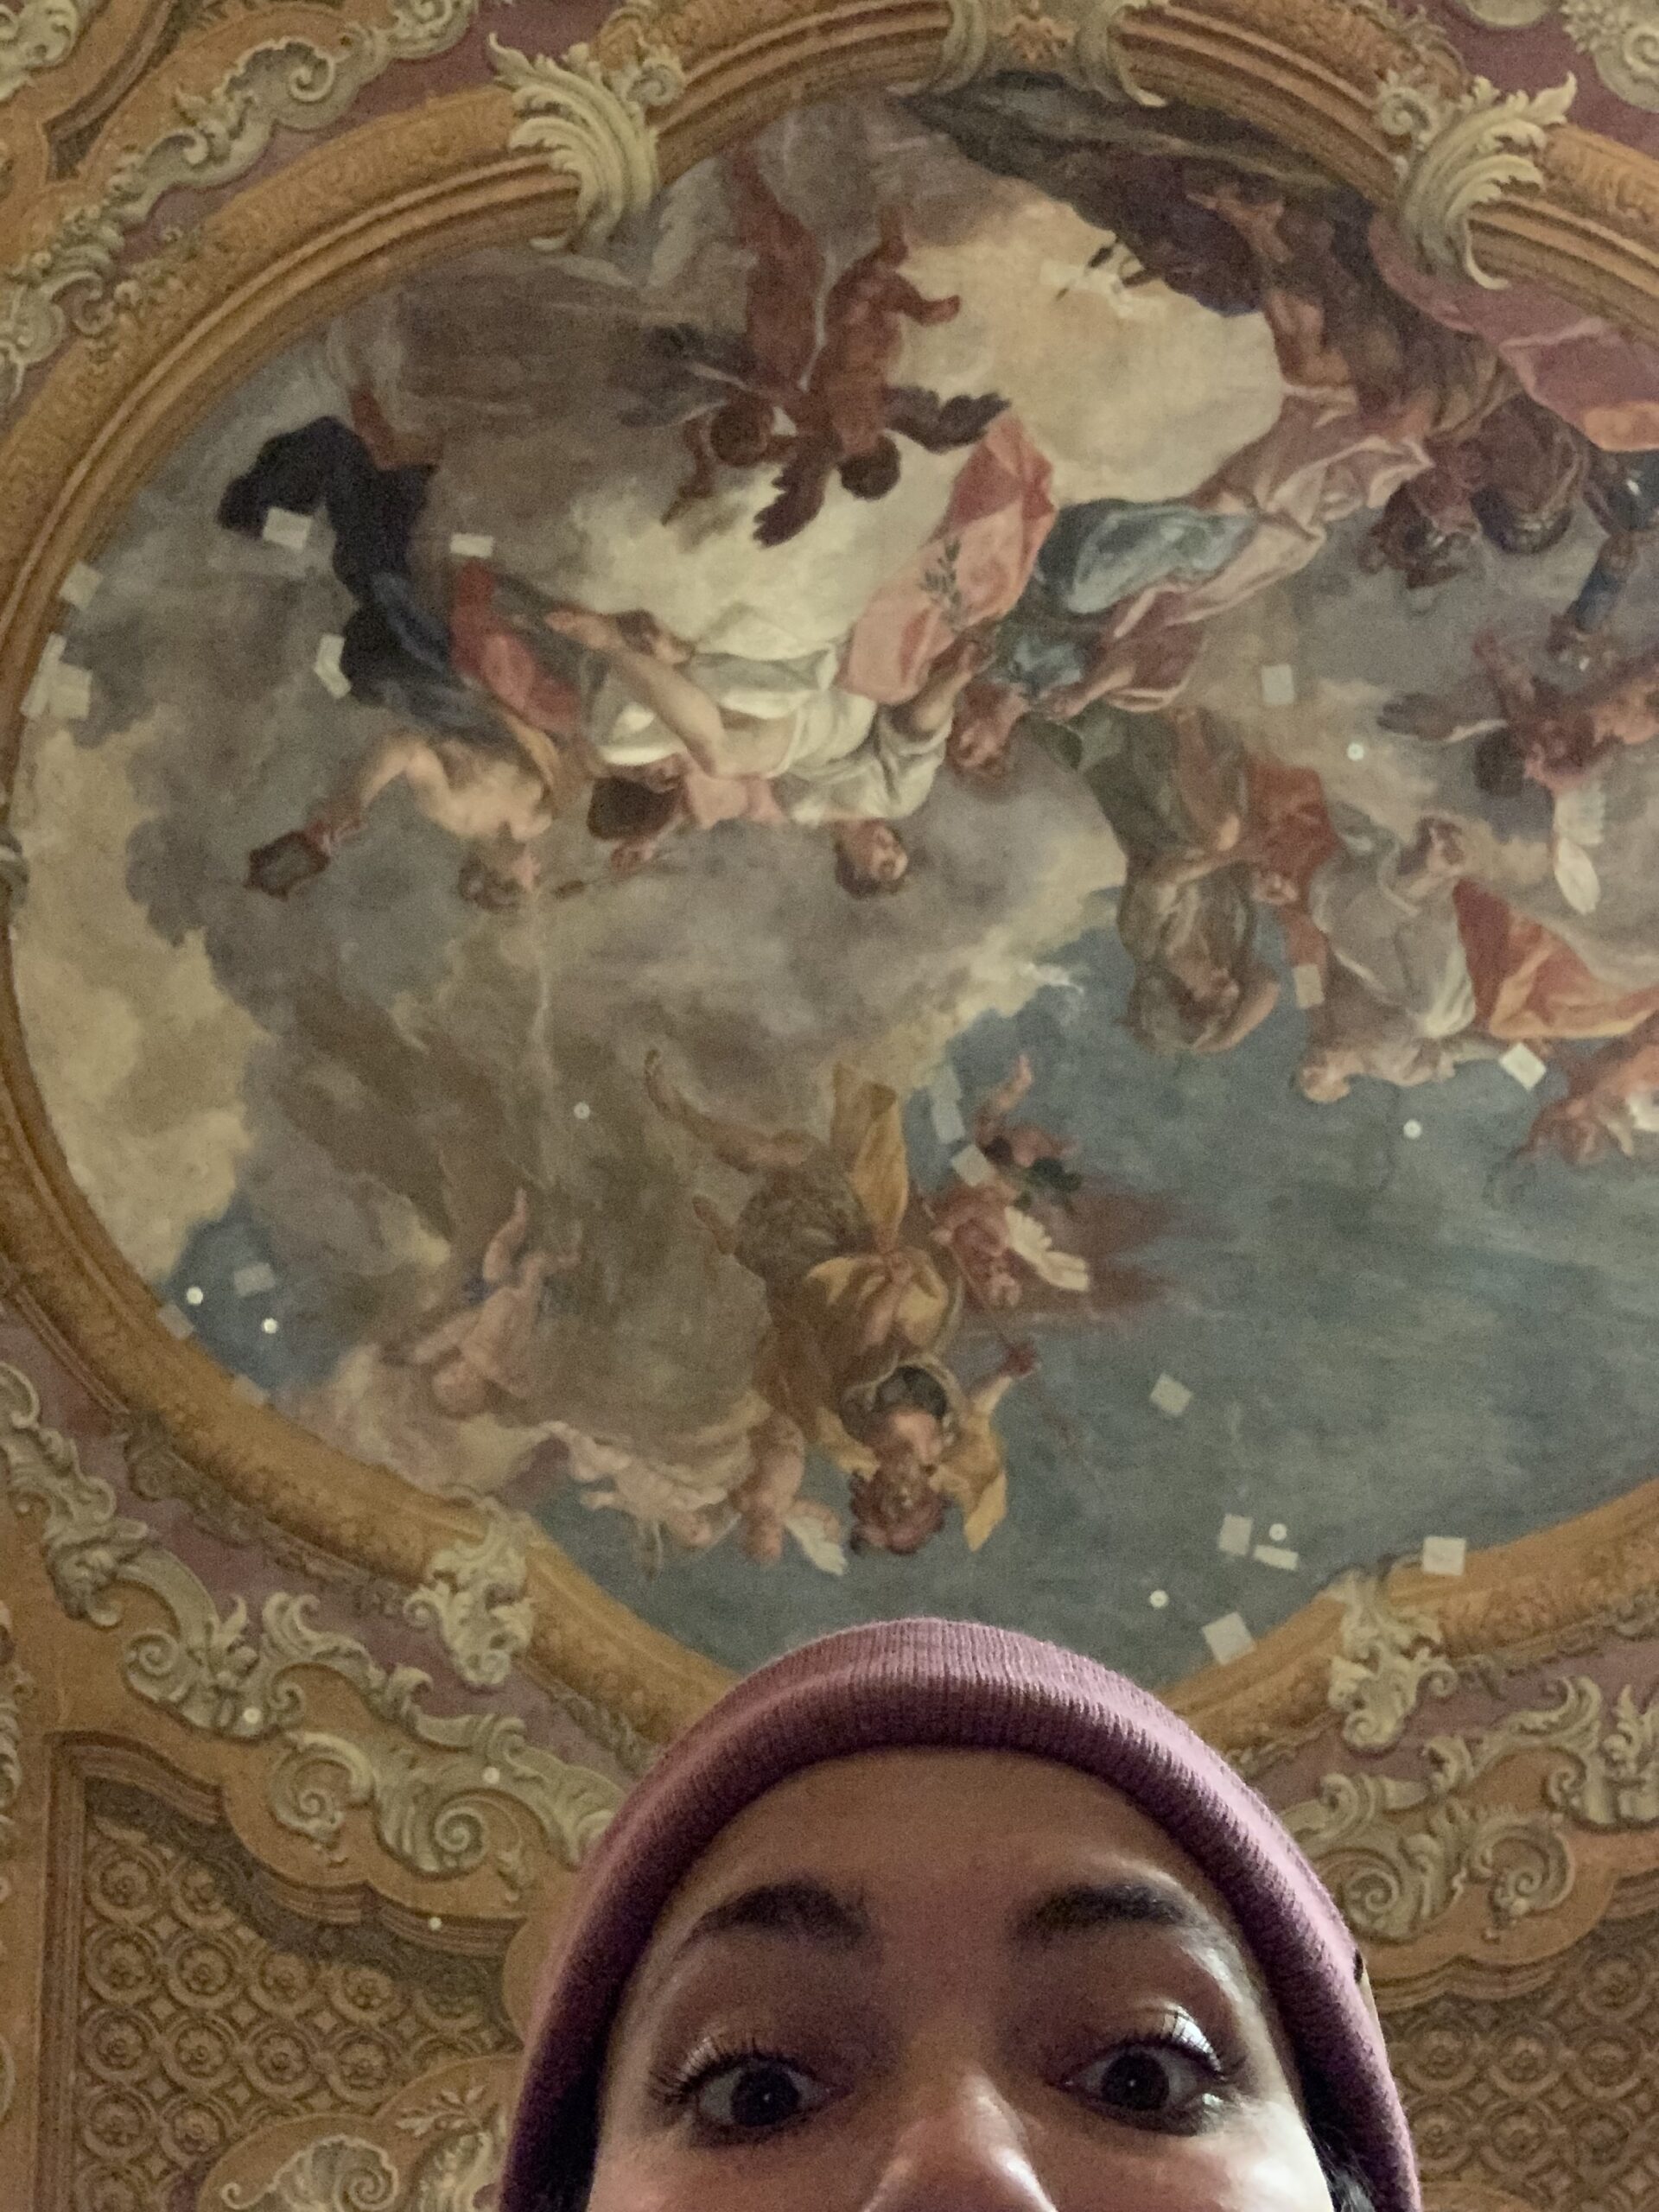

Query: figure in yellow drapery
[[643, 1052, 1035, 1555]]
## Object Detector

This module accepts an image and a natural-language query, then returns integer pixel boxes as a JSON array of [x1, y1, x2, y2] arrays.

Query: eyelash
[[648, 2037, 790, 2112], [649, 2030, 1246, 2137], [1072, 2029, 1247, 2133]]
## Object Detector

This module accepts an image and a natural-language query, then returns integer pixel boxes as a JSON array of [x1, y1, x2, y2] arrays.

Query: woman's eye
[[691, 2056, 830, 2134], [1068, 2039, 1229, 2128]]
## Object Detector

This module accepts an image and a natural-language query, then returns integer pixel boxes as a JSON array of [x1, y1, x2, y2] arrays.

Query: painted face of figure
[[836, 821, 910, 894], [948, 690, 1019, 783], [1405, 817, 1466, 883], [1529, 708, 1601, 782], [984, 1261, 1023, 1310], [1252, 868, 1299, 910], [709, 393, 780, 469], [632, 755, 690, 793], [428, 1358, 493, 1420], [587, 1748, 1336, 2212], [871, 1403, 943, 1473], [458, 851, 537, 910]]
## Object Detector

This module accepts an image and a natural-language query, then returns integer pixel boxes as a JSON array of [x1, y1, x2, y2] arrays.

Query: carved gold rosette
[[0, 0, 1658, 1775]]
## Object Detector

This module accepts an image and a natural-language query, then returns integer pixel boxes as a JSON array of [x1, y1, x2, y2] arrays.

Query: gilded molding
[[0, 0, 103, 108], [930, 0, 1170, 102], [0, 0, 488, 410], [0, 1600, 19, 2134], [1376, 67, 1578, 287], [489, 25, 685, 246], [0, 1363, 622, 1889]]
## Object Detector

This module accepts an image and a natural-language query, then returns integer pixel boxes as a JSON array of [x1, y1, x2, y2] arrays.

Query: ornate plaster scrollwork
[[223, 2094, 507, 2212], [1450, 2, 1659, 115], [1374, 69, 1577, 288], [0, 0, 492, 409], [225, 2137, 402, 2212], [1424, 1674, 1659, 1831], [1288, 1648, 1659, 1943], [929, 0, 1169, 105], [0, 1363, 621, 1887], [403, 1506, 534, 1693], [488, 30, 685, 247], [0, 0, 102, 108], [1286, 1770, 1573, 1942], [1326, 1570, 1459, 1754]]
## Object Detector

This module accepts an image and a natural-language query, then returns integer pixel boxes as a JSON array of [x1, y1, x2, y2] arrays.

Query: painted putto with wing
[[625, 146, 1009, 545]]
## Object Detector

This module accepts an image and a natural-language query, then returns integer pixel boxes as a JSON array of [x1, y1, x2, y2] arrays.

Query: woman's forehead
[[657, 1746, 1233, 1923]]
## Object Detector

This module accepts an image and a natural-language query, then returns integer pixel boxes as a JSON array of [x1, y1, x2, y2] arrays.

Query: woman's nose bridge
[[861, 2056, 1058, 2212]]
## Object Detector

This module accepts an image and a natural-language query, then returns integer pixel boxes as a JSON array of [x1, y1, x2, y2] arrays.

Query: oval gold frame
[[3, 0, 1659, 1750]]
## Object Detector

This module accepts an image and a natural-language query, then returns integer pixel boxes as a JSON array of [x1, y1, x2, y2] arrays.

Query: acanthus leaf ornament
[[222, 2136, 402, 2212], [0, 0, 493, 412], [1560, 1, 1659, 112], [0, 1362, 622, 1886], [1374, 68, 1577, 288], [1326, 1570, 1459, 1754], [0, 0, 102, 108], [929, 0, 1169, 105], [1285, 1770, 1573, 1943], [1450, 1, 1659, 114], [221, 2098, 507, 2212], [488, 30, 685, 249], [403, 1505, 534, 1693]]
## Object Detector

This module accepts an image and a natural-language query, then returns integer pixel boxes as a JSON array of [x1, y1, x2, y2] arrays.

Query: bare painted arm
[[311, 730, 423, 841], [1192, 962, 1281, 1055], [546, 611, 728, 775]]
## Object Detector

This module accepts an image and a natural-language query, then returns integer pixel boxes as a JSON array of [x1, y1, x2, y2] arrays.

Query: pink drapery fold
[[446, 561, 584, 733], [840, 412, 1058, 702], [1369, 216, 1659, 454]]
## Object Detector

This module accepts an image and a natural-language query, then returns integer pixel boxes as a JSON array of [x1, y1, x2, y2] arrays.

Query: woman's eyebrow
[[671, 1878, 874, 1967], [1012, 1880, 1228, 1951]]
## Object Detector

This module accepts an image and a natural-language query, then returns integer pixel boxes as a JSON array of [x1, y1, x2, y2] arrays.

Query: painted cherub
[[922, 1057, 1090, 1313], [631, 148, 1007, 545], [644, 1052, 1036, 1555], [1520, 1014, 1659, 1167], [404, 1190, 580, 1419]]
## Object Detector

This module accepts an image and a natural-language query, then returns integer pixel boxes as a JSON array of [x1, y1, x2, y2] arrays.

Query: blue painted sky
[[527, 914, 1659, 1684]]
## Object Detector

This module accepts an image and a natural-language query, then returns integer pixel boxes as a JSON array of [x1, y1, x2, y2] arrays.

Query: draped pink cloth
[[1369, 215, 1659, 454], [840, 411, 1057, 702]]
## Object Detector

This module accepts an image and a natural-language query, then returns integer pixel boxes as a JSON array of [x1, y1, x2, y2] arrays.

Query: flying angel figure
[[1378, 625, 1659, 918], [622, 147, 1007, 544]]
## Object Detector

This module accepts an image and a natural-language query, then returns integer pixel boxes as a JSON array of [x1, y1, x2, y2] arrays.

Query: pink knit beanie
[[501, 1616, 1419, 2212]]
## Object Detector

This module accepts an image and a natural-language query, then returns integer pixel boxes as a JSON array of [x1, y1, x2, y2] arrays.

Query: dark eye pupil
[[1103, 2051, 1170, 2112], [730, 2063, 804, 2129]]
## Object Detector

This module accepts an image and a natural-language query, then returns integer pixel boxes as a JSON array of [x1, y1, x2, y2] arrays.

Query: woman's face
[[588, 1749, 1334, 2212]]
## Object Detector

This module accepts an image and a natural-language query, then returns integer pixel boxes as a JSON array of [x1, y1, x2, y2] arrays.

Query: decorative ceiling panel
[[2, 0, 1659, 1816]]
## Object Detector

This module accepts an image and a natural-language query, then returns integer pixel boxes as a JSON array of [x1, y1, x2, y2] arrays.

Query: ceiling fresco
[[14, 60, 1659, 1685]]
